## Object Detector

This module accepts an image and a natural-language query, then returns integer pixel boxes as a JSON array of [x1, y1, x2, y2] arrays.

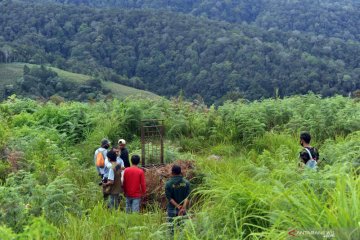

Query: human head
[[113, 147, 120, 156], [300, 132, 311, 146], [171, 165, 182, 175], [107, 150, 117, 162], [111, 147, 120, 156], [101, 138, 110, 149], [118, 139, 126, 149], [131, 155, 140, 166]]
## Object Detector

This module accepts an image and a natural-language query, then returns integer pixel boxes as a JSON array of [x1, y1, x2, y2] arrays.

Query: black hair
[[171, 165, 182, 175], [131, 155, 140, 165], [107, 150, 117, 162], [300, 132, 311, 144]]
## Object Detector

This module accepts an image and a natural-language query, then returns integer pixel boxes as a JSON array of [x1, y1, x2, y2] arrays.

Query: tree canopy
[[1, 0, 360, 103]]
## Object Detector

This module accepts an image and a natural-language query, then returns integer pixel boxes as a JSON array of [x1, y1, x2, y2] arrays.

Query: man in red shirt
[[122, 155, 146, 213]]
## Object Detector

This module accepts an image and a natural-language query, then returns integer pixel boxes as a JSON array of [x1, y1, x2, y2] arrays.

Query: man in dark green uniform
[[165, 165, 190, 234]]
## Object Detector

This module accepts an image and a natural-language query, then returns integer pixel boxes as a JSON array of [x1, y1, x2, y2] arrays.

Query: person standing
[[122, 155, 146, 213], [299, 132, 319, 169], [118, 139, 130, 168], [94, 138, 113, 201], [94, 138, 111, 179], [165, 165, 190, 234], [102, 150, 123, 209], [112, 147, 125, 170]]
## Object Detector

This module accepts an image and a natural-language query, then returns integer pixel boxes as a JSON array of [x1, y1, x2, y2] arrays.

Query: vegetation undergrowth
[[0, 94, 359, 239]]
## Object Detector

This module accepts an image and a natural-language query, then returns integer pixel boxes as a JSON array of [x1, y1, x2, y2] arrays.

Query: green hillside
[[2, 1, 360, 103], [0, 63, 157, 100]]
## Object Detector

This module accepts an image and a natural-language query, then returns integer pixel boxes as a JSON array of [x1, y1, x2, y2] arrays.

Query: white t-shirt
[[108, 158, 125, 181]]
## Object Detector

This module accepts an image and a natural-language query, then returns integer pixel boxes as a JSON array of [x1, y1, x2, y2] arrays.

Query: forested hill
[[1, 1, 360, 103], [26, 0, 360, 41]]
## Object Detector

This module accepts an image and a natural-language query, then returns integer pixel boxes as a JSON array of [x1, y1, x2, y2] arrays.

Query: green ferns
[[0, 95, 359, 239]]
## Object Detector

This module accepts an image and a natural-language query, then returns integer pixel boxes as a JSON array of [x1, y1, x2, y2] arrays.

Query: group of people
[[92, 132, 317, 232], [94, 138, 190, 228]]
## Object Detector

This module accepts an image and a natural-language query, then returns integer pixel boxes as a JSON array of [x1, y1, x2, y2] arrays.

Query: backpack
[[95, 149, 106, 168], [304, 148, 317, 169]]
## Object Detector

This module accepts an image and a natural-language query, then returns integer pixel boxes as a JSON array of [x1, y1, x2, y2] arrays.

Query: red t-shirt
[[123, 166, 146, 198]]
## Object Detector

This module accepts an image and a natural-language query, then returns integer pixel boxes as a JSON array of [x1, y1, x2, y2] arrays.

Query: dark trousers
[[167, 208, 187, 235]]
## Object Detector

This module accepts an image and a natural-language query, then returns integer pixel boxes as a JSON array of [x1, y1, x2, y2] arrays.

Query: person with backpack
[[122, 155, 146, 213], [165, 165, 190, 235], [118, 139, 130, 168], [94, 138, 112, 200], [94, 138, 111, 179], [102, 150, 123, 209], [299, 132, 319, 169]]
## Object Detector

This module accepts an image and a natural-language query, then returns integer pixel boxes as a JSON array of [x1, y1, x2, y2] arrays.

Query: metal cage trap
[[141, 119, 164, 167]]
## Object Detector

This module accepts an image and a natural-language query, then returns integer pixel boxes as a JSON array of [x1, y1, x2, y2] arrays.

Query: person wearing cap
[[94, 138, 112, 200], [94, 138, 111, 178], [165, 165, 190, 234], [118, 139, 130, 168]]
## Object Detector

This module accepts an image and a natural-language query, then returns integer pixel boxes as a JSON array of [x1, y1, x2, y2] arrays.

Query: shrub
[[43, 177, 81, 225]]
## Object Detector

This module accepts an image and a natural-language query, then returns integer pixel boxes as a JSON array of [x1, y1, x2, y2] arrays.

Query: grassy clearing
[[104, 81, 158, 99], [0, 63, 24, 93], [0, 63, 157, 99]]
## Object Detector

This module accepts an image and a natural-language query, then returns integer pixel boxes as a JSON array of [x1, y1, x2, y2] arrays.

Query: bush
[[43, 177, 81, 225], [0, 225, 16, 240], [18, 217, 59, 240], [0, 186, 27, 232]]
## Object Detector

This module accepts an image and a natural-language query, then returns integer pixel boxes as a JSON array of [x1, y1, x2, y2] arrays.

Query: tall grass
[[181, 133, 360, 239], [1, 96, 359, 239], [59, 204, 167, 240]]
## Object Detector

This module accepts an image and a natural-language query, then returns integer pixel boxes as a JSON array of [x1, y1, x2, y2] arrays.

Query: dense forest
[[26, 0, 360, 41], [1, 0, 360, 103]]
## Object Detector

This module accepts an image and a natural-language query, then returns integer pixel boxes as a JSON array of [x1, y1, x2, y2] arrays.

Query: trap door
[[141, 119, 164, 166]]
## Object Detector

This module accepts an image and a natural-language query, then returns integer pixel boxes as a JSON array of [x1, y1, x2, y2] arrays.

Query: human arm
[[103, 180, 114, 186], [169, 198, 182, 210], [103, 168, 115, 186], [178, 182, 190, 215], [165, 182, 182, 210]]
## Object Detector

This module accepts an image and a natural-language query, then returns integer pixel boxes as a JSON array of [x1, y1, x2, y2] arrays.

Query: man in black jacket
[[118, 139, 130, 168], [165, 165, 190, 235]]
